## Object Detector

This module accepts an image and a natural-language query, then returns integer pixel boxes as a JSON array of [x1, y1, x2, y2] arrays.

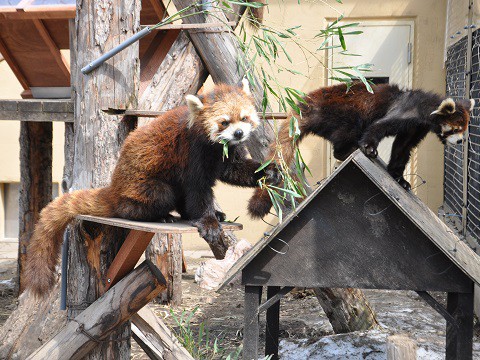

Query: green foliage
[[169, 307, 273, 359]]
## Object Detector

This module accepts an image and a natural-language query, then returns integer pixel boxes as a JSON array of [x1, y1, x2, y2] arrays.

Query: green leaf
[[338, 28, 346, 51], [255, 158, 273, 173], [220, 139, 229, 159], [269, 185, 302, 198]]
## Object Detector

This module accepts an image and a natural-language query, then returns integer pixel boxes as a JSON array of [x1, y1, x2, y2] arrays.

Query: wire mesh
[[467, 29, 480, 240], [444, 36, 468, 220]]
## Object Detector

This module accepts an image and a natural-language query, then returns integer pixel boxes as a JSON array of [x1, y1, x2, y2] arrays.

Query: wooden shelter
[[220, 150, 480, 360]]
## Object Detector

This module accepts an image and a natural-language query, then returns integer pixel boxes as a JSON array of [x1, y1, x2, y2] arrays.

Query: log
[[171, 0, 274, 161], [18, 121, 52, 293], [146, 234, 183, 305], [26, 261, 166, 360], [313, 288, 379, 333], [67, 0, 141, 358], [131, 306, 194, 360], [386, 334, 417, 360]]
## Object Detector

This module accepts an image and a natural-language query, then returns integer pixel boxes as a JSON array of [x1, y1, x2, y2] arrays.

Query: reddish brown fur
[[25, 84, 273, 297]]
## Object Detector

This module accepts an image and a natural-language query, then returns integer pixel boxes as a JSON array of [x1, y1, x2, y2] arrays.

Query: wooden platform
[[0, 99, 73, 122], [76, 214, 243, 233]]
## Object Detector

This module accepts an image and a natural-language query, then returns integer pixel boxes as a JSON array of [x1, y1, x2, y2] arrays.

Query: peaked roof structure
[[220, 150, 480, 291]]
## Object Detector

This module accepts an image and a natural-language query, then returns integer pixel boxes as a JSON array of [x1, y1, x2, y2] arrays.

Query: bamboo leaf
[[255, 158, 273, 173]]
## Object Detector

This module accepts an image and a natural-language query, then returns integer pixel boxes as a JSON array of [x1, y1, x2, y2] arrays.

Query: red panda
[[248, 82, 474, 219], [25, 81, 279, 297]]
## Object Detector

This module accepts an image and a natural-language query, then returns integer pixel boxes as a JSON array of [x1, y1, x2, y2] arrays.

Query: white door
[[328, 20, 414, 168]]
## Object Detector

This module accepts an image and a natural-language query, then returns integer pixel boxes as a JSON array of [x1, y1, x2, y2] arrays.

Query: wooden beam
[[131, 306, 194, 360], [0, 7, 75, 20], [105, 230, 155, 290], [0, 37, 29, 89], [0, 99, 73, 122], [32, 19, 70, 79], [77, 214, 243, 233], [386, 335, 417, 360], [104, 108, 289, 119], [142, 22, 236, 30], [148, 0, 166, 20], [26, 261, 167, 360]]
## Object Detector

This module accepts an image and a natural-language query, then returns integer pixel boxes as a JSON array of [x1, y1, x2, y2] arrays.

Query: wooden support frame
[[103, 108, 289, 119], [32, 18, 70, 78], [0, 99, 73, 122], [26, 261, 166, 360], [0, 37, 29, 89], [446, 291, 474, 360], [243, 286, 262, 360]]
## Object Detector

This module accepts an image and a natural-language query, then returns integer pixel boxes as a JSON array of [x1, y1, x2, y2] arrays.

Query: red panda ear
[[431, 98, 456, 116], [185, 95, 204, 114], [470, 98, 475, 111], [242, 78, 252, 95]]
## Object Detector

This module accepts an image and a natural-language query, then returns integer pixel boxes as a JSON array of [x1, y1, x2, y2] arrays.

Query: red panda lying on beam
[[248, 82, 475, 219], [25, 81, 280, 297]]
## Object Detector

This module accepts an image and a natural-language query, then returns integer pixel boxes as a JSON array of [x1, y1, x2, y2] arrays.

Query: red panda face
[[432, 98, 474, 145], [185, 81, 260, 144]]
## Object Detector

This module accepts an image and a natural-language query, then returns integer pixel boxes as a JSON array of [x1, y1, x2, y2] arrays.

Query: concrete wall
[[0, 0, 448, 249]]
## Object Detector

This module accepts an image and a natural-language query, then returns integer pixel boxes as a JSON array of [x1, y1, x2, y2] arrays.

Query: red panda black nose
[[234, 129, 244, 139], [457, 138, 463, 144]]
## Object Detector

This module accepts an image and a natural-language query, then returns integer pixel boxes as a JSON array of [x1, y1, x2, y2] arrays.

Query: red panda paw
[[264, 163, 282, 186], [248, 194, 273, 219], [192, 215, 223, 245], [360, 143, 378, 158]]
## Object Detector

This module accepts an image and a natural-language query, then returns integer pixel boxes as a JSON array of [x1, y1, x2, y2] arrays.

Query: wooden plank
[[0, 20, 70, 86], [386, 335, 417, 360], [32, 19, 70, 78], [77, 215, 243, 234], [147, 0, 165, 20], [104, 108, 289, 119], [0, 99, 73, 122], [446, 292, 474, 360], [105, 230, 155, 290], [0, 6, 76, 20], [0, 36, 29, 89], [131, 306, 195, 360], [352, 152, 480, 286], [26, 261, 166, 360]]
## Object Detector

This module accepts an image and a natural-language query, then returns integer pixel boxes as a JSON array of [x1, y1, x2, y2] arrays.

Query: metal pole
[[81, 27, 152, 74]]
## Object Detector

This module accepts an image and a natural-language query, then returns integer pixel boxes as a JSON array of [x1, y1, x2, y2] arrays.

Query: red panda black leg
[[215, 210, 226, 222], [191, 214, 223, 245], [387, 129, 428, 191]]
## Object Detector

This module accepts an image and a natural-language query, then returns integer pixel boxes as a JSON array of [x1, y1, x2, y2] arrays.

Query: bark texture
[[18, 122, 53, 293]]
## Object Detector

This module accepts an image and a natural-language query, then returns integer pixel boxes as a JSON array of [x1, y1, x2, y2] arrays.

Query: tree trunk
[[67, 0, 141, 358], [18, 122, 52, 294], [145, 233, 183, 305], [313, 288, 378, 333]]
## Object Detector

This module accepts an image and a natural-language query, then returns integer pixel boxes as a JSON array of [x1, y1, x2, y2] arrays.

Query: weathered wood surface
[[105, 108, 289, 119], [77, 215, 243, 233], [131, 306, 194, 360], [313, 288, 378, 333], [67, 0, 141, 358], [27, 261, 166, 360], [170, 0, 273, 161], [145, 233, 183, 305], [18, 121, 53, 293], [0, 99, 73, 122], [0, 282, 67, 359], [353, 153, 480, 286], [386, 335, 417, 360]]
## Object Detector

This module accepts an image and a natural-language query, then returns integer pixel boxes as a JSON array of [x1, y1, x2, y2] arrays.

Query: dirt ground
[[2, 255, 480, 359]]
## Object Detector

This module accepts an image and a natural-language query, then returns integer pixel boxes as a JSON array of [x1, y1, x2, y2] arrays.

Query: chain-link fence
[[444, 0, 480, 248]]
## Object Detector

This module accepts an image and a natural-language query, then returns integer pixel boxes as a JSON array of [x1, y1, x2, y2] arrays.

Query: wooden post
[[243, 286, 262, 360], [145, 233, 183, 305], [67, 0, 141, 358], [446, 292, 474, 360], [265, 286, 280, 360], [386, 335, 417, 360], [27, 261, 166, 360], [18, 122, 53, 293]]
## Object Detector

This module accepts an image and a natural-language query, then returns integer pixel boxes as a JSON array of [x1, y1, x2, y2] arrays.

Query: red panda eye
[[221, 120, 229, 127], [241, 116, 248, 122]]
